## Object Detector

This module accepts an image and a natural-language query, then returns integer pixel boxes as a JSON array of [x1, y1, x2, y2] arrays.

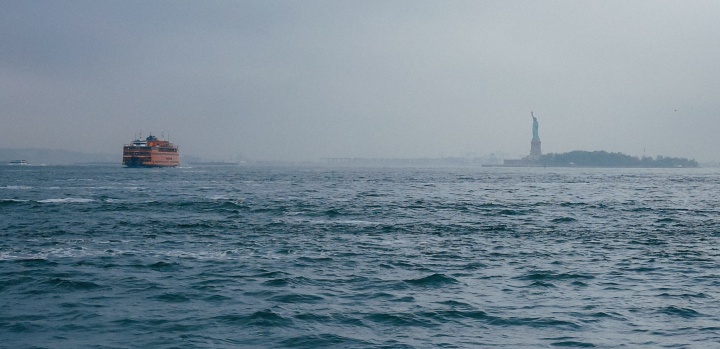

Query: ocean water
[[1, 165, 719, 348]]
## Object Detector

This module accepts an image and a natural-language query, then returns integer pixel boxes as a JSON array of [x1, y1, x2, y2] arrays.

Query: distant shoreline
[[503, 150, 698, 168]]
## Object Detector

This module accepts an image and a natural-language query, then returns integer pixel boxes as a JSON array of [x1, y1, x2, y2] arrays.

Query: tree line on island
[[539, 150, 698, 168]]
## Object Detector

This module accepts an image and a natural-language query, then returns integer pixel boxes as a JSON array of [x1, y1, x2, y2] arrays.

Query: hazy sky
[[2, 1, 719, 161]]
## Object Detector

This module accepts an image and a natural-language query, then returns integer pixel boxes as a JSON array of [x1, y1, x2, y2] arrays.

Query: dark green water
[[2, 166, 719, 348]]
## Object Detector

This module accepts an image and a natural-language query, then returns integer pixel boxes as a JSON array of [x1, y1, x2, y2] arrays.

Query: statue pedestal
[[530, 139, 542, 157]]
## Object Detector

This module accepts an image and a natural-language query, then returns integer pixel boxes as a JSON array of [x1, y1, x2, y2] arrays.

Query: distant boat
[[122, 134, 180, 167], [7, 160, 28, 166]]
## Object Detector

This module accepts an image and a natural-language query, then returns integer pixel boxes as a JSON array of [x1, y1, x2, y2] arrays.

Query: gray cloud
[[2, 0, 719, 161]]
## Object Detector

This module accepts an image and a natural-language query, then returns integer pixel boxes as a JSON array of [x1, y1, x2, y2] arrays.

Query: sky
[[2, 0, 719, 162]]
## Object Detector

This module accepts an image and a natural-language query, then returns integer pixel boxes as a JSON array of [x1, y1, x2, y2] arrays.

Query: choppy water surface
[[1, 165, 720, 348]]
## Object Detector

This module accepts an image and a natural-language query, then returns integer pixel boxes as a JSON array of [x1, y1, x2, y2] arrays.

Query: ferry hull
[[123, 157, 180, 168]]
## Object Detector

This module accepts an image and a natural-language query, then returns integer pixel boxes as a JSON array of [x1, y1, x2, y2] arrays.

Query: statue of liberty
[[529, 111, 542, 157]]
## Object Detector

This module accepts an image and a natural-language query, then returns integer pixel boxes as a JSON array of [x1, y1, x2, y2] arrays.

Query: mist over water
[[3, 2, 720, 162], [2, 166, 720, 348]]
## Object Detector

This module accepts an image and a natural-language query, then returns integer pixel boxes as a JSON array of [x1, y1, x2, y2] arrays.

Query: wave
[[254, 271, 291, 278], [404, 273, 459, 287], [1, 185, 33, 190], [261, 276, 314, 287], [147, 261, 183, 271], [363, 309, 579, 329], [45, 277, 104, 291], [517, 270, 595, 281], [497, 209, 528, 216], [249, 309, 291, 326], [0, 199, 29, 205], [175, 222, 221, 229], [154, 292, 191, 303], [365, 312, 437, 327], [529, 280, 557, 288], [280, 333, 372, 348], [548, 339, 596, 347], [490, 316, 582, 329], [658, 305, 703, 318], [37, 198, 95, 204], [552, 217, 577, 223], [421, 309, 496, 323], [268, 293, 324, 304]]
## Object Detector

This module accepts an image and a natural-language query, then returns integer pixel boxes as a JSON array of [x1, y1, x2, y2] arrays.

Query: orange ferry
[[122, 134, 179, 167]]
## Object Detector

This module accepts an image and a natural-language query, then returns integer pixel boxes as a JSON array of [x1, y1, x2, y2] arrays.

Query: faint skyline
[[2, 1, 719, 161]]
